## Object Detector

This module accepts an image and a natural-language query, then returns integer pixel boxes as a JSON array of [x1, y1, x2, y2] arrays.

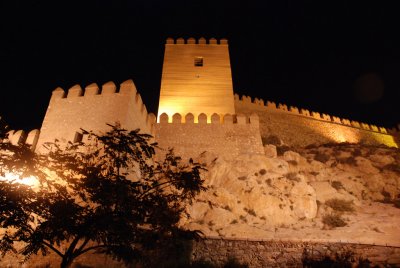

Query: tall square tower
[[158, 37, 235, 122]]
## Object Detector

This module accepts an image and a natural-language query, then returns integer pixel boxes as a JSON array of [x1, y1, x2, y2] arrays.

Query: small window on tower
[[74, 132, 83, 143], [194, 57, 203, 67]]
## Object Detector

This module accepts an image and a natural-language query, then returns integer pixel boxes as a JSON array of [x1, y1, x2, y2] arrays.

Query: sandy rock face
[[264, 144, 277, 158], [184, 144, 400, 245], [290, 181, 317, 219]]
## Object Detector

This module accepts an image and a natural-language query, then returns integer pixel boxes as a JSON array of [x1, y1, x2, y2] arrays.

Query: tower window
[[194, 57, 203, 67], [74, 132, 83, 143]]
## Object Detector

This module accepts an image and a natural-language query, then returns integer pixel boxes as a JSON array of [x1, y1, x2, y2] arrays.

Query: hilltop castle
[[6, 38, 400, 155]]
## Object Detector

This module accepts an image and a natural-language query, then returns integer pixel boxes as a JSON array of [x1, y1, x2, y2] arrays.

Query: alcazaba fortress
[[6, 37, 400, 155], [3, 38, 400, 267]]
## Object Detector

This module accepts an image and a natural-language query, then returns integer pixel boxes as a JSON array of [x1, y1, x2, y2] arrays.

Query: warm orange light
[[1, 173, 39, 187]]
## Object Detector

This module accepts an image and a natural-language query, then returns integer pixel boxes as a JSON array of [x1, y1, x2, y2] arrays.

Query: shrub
[[259, 169, 267, 175], [277, 145, 292, 156], [338, 156, 357, 166], [286, 172, 300, 182], [223, 205, 232, 211], [223, 257, 248, 268], [314, 153, 330, 163], [262, 135, 282, 145], [394, 200, 400, 209], [302, 247, 370, 267], [331, 181, 343, 191], [305, 143, 317, 149], [352, 148, 362, 157], [325, 198, 354, 212], [381, 190, 392, 203], [384, 163, 400, 174], [230, 219, 238, 224], [322, 213, 347, 228], [244, 207, 257, 217]]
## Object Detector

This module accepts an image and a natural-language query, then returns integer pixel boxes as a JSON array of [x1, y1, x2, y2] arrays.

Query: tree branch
[[42, 241, 64, 258], [74, 237, 90, 256], [73, 244, 107, 258], [138, 178, 180, 199]]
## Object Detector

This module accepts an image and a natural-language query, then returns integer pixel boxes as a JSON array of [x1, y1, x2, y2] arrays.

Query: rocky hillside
[[181, 142, 400, 246]]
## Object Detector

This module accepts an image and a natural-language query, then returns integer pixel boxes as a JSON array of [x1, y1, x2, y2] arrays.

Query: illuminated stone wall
[[4, 129, 40, 150], [154, 112, 264, 160], [235, 94, 399, 148], [158, 37, 235, 122], [36, 80, 156, 153], [2, 238, 399, 267]]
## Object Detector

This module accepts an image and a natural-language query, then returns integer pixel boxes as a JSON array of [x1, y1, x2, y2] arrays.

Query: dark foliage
[[261, 135, 282, 146], [314, 153, 330, 163], [302, 247, 371, 268], [0, 123, 206, 268]]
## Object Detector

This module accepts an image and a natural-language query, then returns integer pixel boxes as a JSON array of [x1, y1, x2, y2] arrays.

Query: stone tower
[[158, 37, 235, 122], [35, 80, 155, 153]]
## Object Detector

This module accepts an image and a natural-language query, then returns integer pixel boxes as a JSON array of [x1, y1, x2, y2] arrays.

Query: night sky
[[1, 1, 398, 131]]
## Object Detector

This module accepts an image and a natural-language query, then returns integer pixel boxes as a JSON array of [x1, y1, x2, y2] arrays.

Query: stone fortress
[[6, 37, 400, 154], [4, 38, 400, 266]]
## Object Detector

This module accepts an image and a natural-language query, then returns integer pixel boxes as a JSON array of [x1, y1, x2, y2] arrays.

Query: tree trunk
[[60, 255, 73, 268]]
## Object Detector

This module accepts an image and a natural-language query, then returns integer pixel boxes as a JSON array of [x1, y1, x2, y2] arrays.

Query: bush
[[262, 135, 282, 146], [338, 156, 357, 166], [394, 199, 400, 209], [277, 145, 292, 156], [352, 148, 362, 157], [302, 247, 370, 267], [325, 198, 354, 212], [244, 207, 257, 217], [331, 181, 343, 191], [286, 172, 300, 182], [383, 163, 400, 174], [314, 153, 330, 163], [322, 213, 347, 228]]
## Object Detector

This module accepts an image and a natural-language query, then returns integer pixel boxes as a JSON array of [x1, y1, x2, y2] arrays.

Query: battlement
[[36, 79, 155, 153], [5, 129, 40, 150], [166, 37, 228, 45], [155, 112, 263, 160], [234, 93, 391, 135], [158, 112, 259, 126]]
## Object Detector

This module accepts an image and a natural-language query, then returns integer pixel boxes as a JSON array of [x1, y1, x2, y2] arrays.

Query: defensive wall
[[154, 112, 264, 160], [36, 79, 155, 153], [4, 129, 40, 150], [1, 238, 399, 267], [234, 94, 400, 148], [191, 237, 400, 267]]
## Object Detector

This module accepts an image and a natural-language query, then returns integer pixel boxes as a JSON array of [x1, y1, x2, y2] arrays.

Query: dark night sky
[[1, 1, 399, 131]]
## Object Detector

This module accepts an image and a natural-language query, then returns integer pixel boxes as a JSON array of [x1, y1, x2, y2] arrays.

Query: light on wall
[[1, 172, 39, 187]]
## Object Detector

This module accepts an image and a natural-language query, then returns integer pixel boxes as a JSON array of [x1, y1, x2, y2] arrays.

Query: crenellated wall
[[4, 129, 40, 150], [154, 112, 264, 160], [36, 79, 156, 153], [234, 94, 399, 148]]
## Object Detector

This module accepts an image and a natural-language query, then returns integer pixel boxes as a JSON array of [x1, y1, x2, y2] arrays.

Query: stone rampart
[[4, 129, 40, 150], [36, 80, 156, 153], [1, 238, 399, 267], [235, 94, 399, 148], [154, 112, 264, 160], [191, 237, 400, 267]]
